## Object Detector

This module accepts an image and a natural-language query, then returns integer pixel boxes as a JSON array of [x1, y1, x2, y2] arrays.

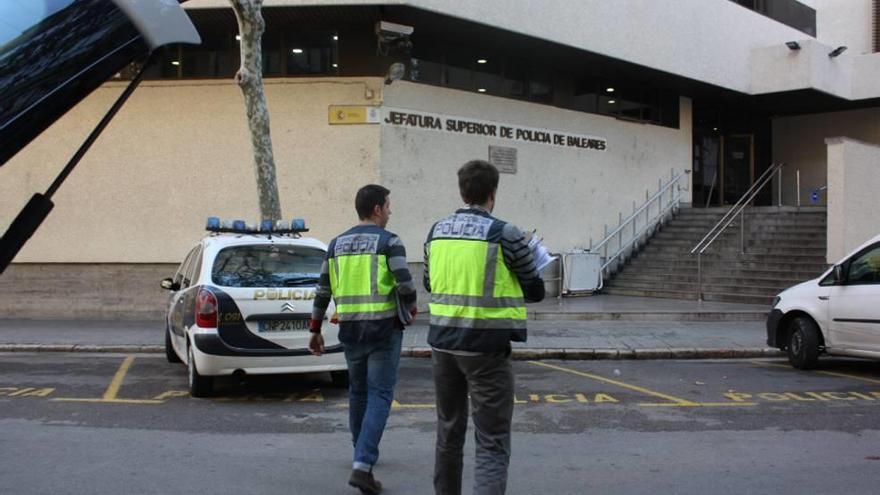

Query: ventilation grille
[[875, 0, 880, 52]]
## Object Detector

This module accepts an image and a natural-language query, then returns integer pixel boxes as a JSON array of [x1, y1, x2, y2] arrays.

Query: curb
[[530, 312, 768, 322], [403, 347, 783, 360], [0, 344, 783, 360]]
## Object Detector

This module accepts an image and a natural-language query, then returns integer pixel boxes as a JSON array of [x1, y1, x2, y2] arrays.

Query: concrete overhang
[[750, 39, 880, 101], [181, 0, 879, 111]]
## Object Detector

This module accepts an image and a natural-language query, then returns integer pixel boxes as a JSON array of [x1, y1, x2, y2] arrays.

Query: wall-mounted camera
[[376, 21, 414, 56]]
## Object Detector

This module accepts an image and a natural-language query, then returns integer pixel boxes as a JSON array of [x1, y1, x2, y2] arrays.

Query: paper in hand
[[527, 231, 557, 273]]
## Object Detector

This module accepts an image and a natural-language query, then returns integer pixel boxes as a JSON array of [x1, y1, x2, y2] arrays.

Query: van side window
[[846, 245, 880, 285]]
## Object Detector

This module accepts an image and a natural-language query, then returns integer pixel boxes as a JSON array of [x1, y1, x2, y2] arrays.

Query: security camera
[[376, 21, 414, 38], [376, 21, 414, 56]]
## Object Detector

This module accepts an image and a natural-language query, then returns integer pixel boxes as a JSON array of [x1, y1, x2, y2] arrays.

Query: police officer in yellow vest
[[310, 184, 417, 494], [424, 160, 545, 495]]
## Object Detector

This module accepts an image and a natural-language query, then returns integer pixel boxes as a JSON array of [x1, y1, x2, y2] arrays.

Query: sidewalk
[[0, 295, 779, 360]]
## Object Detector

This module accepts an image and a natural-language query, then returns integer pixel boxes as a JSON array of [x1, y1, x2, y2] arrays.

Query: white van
[[767, 234, 880, 369]]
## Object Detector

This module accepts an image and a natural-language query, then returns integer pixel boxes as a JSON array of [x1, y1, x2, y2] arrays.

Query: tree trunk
[[230, 0, 282, 221]]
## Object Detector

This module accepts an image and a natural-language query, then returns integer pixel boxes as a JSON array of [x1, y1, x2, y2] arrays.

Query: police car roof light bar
[[205, 217, 309, 235]]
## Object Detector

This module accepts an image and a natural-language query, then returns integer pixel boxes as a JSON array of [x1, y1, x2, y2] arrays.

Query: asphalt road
[[2, 353, 880, 494]]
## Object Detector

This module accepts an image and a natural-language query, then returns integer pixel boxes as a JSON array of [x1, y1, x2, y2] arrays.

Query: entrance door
[[721, 134, 754, 205], [693, 134, 721, 207]]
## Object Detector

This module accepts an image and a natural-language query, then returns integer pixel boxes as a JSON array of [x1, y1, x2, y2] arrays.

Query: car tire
[[787, 317, 820, 370], [188, 343, 213, 397], [165, 325, 182, 363], [331, 370, 350, 388]]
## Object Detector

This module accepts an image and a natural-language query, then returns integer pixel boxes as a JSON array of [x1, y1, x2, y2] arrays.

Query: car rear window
[[211, 245, 325, 288]]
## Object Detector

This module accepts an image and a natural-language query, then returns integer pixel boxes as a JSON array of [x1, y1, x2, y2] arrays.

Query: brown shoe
[[348, 469, 382, 494]]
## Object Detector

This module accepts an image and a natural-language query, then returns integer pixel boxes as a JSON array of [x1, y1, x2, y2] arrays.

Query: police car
[[767, 233, 880, 369], [161, 217, 346, 397]]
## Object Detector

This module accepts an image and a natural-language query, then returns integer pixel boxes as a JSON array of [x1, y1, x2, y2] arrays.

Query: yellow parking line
[[103, 356, 135, 400], [52, 355, 165, 404], [527, 361, 700, 406], [752, 360, 880, 385], [639, 402, 758, 407], [52, 398, 164, 404]]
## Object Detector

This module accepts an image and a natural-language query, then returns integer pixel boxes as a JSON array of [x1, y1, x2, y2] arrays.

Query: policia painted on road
[[309, 184, 417, 495], [424, 160, 546, 495]]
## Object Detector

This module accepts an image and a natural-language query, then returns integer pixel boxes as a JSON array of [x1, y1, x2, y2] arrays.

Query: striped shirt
[[423, 205, 544, 302], [312, 223, 417, 342]]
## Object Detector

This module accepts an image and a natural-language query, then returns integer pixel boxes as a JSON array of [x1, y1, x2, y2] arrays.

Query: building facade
[[1, 0, 879, 317]]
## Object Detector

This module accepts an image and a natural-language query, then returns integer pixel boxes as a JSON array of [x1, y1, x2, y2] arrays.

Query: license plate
[[258, 320, 309, 332]]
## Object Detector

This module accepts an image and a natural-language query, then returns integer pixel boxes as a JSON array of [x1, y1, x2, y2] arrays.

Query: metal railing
[[690, 162, 785, 300], [590, 169, 690, 281]]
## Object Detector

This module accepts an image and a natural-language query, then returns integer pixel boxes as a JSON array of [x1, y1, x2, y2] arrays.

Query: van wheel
[[331, 370, 349, 388], [165, 326, 182, 363], [188, 344, 213, 397], [787, 317, 820, 370]]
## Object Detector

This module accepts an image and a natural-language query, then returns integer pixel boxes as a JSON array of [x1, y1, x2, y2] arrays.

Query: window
[[175, 247, 199, 288], [212, 245, 325, 288], [528, 68, 554, 103], [139, 22, 338, 79], [730, 0, 816, 36], [186, 249, 204, 288], [444, 49, 474, 90], [846, 245, 880, 285], [472, 56, 502, 95], [0, 0, 149, 165], [181, 30, 238, 78], [285, 31, 336, 76], [502, 60, 528, 100], [406, 44, 678, 128]]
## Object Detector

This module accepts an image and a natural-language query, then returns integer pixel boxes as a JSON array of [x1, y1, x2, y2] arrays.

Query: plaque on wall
[[489, 145, 517, 174]]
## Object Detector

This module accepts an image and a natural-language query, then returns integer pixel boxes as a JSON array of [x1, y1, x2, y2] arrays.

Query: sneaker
[[348, 469, 382, 494]]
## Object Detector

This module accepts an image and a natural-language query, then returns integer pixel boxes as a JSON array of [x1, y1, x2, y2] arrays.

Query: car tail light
[[195, 288, 218, 328]]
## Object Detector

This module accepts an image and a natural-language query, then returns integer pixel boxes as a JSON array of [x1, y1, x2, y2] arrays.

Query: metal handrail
[[690, 162, 784, 300], [590, 168, 689, 277], [601, 188, 683, 272]]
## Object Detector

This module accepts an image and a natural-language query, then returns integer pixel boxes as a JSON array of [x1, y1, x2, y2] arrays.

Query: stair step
[[605, 279, 792, 294], [616, 265, 824, 280], [602, 206, 828, 304], [611, 272, 811, 286], [647, 238, 826, 247], [601, 287, 773, 305], [625, 259, 829, 272], [642, 246, 826, 256]]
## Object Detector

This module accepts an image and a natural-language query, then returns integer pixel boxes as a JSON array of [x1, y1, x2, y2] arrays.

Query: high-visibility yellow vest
[[428, 214, 526, 330], [329, 232, 397, 321]]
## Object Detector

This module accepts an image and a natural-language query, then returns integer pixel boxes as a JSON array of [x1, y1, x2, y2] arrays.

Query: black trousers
[[431, 349, 514, 495]]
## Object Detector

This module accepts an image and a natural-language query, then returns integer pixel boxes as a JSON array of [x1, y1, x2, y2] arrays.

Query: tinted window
[[212, 245, 325, 288], [186, 248, 203, 287], [0, 0, 149, 166], [175, 246, 199, 288], [846, 245, 880, 285]]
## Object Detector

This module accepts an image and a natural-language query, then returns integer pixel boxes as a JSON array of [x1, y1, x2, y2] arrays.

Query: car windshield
[[211, 244, 324, 288]]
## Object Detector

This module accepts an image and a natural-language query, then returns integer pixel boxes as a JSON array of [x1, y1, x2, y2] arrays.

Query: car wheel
[[187, 343, 213, 397], [165, 325, 182, 363], [330, 370, 349, 388], [787, 317, 820, 370]]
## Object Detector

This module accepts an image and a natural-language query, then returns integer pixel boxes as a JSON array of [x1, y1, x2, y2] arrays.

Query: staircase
[[602, 206, 828, 305]]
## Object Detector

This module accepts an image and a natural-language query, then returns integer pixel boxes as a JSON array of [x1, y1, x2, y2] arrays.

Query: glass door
[[721, 134, 754, 205]]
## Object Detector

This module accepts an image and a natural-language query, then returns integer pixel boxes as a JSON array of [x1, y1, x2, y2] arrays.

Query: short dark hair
[[458, 160, 499, 205], [355, 184, 390, 220]]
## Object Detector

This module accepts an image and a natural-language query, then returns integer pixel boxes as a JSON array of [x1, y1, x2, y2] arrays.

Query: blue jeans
[[343, 328, 403, 471]]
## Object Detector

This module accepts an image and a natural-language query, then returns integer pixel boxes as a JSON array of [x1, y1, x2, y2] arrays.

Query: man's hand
[[309, 319, 324, 355], [309, 333, 325, 356], [408, 307, 418, 325]]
